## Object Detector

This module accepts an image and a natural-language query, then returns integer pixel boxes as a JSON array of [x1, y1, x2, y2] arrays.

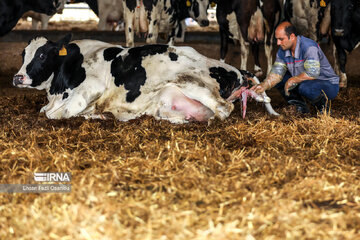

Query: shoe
[[311, 93, 330, 114], [288, 99, 310, 114]]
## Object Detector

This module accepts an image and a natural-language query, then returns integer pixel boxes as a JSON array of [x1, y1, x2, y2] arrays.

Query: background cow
[[13, 34, 278, 123], [98, 0, 124, 30], [283, 0, 331, 42], [68, 0, 99, 15], [330, 0, 360, 88], [69, 0, 123, 31], [0, 0, 59, 36], [216, 0, 281, 77], [22, 0, 66, 30], [123, 0, 210, 47]]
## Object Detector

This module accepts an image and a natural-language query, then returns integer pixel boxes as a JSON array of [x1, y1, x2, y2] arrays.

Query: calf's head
[[188, 0, 210, 27], [13, 34, 72, 90]]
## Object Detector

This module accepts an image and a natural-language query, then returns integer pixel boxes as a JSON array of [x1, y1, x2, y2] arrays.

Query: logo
[[34, 172, 71, 182]]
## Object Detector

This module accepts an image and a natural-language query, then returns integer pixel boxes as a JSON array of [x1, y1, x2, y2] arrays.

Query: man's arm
[[252, 60, 287, 94], [252, 72, 283, 94], [284, 57, 320, 95], [284, 72, 315, 96]]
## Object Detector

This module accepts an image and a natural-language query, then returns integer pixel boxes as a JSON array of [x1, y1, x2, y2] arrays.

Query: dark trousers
[[275, 72, 339, 102]]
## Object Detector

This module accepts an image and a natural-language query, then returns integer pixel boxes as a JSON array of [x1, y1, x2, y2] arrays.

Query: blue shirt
[[271, 36, 339, 85]]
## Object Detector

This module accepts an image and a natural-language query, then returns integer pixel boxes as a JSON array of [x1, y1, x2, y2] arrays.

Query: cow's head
[[29, 0, 60, 15], [331, 0, 359, 37], [187, 0, 210, 27], [13, 34, 72, 90]]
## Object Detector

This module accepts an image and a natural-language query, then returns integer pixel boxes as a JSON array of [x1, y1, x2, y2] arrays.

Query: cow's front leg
[[251, 43, 263, 77], [44, 84, 104, 119], [43, 94, 88, 119], [239, 32, 250, 71], [123, 3, 135, 47], [146, 9, 159, 44], [334, 43, 348, 88], [264, 31, 274, 76]]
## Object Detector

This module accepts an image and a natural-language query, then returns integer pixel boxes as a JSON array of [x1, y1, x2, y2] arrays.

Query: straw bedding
[[0, 39, 360, 239], [0, 86, 359, 239]]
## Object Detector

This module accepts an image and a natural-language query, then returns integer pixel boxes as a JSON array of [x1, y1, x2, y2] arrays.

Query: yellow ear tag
[[211, 2, 216, 8], [186, 0, 191, 7], [320, 0, 326, 7], [59, 46, 67, 56]]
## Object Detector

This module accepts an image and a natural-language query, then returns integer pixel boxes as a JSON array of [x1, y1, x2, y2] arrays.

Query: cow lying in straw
[[13, 34, 279, 123]]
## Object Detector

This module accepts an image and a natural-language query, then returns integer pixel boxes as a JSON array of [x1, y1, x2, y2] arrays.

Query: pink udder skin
[[171, 96, 213, 122]]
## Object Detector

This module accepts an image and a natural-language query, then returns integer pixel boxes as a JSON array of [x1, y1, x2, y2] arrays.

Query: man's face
[[275, 28, 294, 51]]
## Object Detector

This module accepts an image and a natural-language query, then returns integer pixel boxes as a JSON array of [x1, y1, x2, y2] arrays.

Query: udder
[[157, 86, 214, 123]]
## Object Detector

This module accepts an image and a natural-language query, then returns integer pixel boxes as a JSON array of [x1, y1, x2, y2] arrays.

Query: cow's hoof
[[339, 80, 347, 88], [254, 69, 263, 78], [339, 73, 347, 88]]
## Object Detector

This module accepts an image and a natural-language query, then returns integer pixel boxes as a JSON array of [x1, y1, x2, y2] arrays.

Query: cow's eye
[[39, 53, 45, 60]]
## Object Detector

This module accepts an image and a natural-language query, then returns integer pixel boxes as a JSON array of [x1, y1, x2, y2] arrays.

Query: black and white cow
[[13, 34, 278, 123], [283, 0, 332, 42], [68, 0, 123, 31], [68, 0, 99, 15], [216, 0, 282, 77], [330, 0, 360, 88], [0, 0, 59, 36], [22, 0, 66, 30], [123, 0, 210, 47], [97, 0, 124, 30]]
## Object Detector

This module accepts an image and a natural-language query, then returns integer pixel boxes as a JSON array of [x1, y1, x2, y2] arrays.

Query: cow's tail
[[243, 73, 280, 116]]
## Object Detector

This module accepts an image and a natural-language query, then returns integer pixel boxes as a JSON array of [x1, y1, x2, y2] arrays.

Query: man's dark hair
[[284, 24, 297, 38]]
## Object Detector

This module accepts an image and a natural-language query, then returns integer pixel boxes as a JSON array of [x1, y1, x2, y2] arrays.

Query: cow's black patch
[[109, 44, 169, 102], [209, 67, 241, 99], [26, 42, 86, 94], [62, 92, 69, 100], [148, 33, 153, 39], [125, 0, 159, 12], [192, 0, 200, 18], [125, 0, 137, 11], [26, 41, 57, 88], [0, 0, 57, 36], [169, 52, 178, 61], [284, 0, 294, 21], [21, 49, 25, 64], [49, 43, 86, 95], [104, 47, 124, 61]]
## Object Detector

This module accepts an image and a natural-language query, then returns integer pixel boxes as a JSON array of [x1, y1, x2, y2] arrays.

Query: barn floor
[[0, 35, 360, 239]]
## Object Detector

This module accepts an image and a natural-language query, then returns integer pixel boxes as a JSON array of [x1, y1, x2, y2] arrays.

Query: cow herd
[[1, 0, 359, 122]]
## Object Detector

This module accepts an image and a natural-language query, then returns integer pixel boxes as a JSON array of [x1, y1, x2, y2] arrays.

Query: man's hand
[[284, 77, 298, 96], [251, 83, 267, 94]]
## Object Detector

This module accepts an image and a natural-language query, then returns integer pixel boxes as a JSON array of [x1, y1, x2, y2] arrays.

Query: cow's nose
[[334, 29, 344, 36], [200, 20, 209, 27], [13, 74, 25, 86]]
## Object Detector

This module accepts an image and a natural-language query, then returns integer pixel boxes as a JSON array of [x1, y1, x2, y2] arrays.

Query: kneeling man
[[252, 22, 339, 114]]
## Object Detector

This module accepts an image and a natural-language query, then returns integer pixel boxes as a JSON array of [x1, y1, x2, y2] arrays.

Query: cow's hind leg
[[156, 86, 214, 123]]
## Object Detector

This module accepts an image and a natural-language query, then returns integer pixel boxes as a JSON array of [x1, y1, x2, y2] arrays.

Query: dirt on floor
[[0, 30, 360, 239]]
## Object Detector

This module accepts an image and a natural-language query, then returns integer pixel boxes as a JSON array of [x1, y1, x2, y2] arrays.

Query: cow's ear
[[56, 33, 72, 47]]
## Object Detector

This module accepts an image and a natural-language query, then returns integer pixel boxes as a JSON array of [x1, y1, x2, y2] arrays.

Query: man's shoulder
[[299, 35, 318, 49], [276, 47, 286, 59]]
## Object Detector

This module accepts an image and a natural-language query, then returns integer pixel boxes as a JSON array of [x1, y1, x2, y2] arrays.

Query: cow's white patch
[[16, 38, 279, 122], [15, 37, 48, 87]]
